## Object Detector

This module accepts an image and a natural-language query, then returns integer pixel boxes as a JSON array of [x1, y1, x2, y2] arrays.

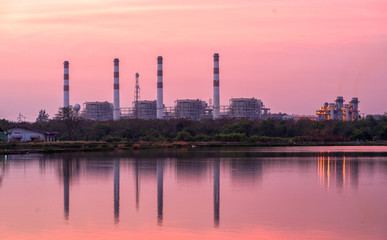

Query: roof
[[5, 125, 58, 135]]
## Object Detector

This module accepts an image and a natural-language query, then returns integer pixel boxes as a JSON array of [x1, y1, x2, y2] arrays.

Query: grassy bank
[[1, 139, 386, 155]]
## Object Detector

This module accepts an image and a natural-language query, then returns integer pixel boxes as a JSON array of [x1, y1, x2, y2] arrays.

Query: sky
[[0, 0, 386, 121]]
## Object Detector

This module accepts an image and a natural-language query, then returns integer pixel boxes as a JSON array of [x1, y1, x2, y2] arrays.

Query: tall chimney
[[157, 56, 164, 119], [213, 53, 220, 119], [63, 61, 69, 108], [113, 58, 120, 120]]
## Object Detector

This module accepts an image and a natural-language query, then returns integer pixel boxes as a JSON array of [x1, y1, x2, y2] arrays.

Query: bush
[[215, 133, 248, 142], [175, 130, 193, 141], [103, 136, 122, 142], [194, 134, 212, 142]]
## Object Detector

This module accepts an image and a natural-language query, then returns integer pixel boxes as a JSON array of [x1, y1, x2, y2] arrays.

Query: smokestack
[[113, 58, 120, 120], [157, 56, 164, 119], [63, 61, 69, 108], [213, 53, 220, 119]]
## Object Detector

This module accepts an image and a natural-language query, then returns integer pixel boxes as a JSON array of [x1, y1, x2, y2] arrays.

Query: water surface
[[1, 146, 387, 240]]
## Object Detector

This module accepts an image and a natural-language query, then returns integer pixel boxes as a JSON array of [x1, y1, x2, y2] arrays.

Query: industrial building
[[174, 99, 208, 120], [316, 96, 360, 121], [61, 54, 274, 121], [82, 102, 113, 121], [133, 100, 157, 119], [228, 98, 262, 119]]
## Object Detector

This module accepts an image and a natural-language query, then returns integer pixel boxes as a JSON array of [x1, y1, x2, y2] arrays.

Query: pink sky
[[0, 0, 386, 121]]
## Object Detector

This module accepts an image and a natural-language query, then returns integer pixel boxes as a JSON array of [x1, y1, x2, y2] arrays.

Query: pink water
[[1, 146, 387, 240]]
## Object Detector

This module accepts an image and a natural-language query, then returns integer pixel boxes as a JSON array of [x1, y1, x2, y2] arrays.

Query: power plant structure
[[113, 58, 120, 121], [175, 99, 209, 120], [63, 61, 69, 108], [61, 54, 272, 121], [229, 98, 263, 119], [82, 102, 113, 121], [316, 96, 360, 121], [213, 53, 220, 119], [156, 56, 164, 119]]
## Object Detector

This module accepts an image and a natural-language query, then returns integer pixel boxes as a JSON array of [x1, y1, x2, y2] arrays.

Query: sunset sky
[[0, 0, 386, 121]]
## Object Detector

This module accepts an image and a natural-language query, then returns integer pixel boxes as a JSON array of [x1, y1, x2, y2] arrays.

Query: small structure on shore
[[5, 125, 57, 142]]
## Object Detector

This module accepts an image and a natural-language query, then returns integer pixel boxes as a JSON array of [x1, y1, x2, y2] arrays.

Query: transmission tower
[[134, 73, 140, 118], [17, 113, 26, 123]]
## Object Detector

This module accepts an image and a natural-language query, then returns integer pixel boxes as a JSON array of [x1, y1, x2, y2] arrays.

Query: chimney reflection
[[135, 159, 140, 210], [317, 154, 358, 191], [157, 159, 164, 225], [63, 159, 70, 219], [213, 158, 220, 227], [114, 159, 120, 223]]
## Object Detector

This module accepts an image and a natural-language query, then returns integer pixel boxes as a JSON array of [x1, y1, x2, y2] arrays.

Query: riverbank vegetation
[[1, 115, 387, 145]]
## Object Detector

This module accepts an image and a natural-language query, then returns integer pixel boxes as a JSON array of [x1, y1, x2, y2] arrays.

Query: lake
[[1, 146, 387, 240]]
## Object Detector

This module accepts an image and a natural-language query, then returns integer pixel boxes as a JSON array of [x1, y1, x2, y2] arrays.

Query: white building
[[6, 125, 57, 142]]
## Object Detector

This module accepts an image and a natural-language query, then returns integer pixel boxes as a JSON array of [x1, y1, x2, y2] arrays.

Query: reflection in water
[[230, 158, 263, 186], [63, 159, 70, 219], [114, 159, 120, 223], [317, 154, 359, 191], [213, 158, 220, 227], [0, 155, 8, 187], [135, 159, 140, 210], [176, 159, 209, 182], [2, 149, 387, 240], [157, 159, 164, 225], [351, 158, 359, 188]]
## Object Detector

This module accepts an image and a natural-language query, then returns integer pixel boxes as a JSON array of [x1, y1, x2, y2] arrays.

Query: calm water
[[1, 146, 387, 240]]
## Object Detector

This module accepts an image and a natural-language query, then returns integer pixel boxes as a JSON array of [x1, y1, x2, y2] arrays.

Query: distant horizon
[[1, 0, 386, 121]]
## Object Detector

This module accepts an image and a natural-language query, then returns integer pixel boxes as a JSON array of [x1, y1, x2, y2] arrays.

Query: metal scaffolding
[[82, 101, 113, 121], [229, 98, 262, 119], [174, 99, 208, 120]]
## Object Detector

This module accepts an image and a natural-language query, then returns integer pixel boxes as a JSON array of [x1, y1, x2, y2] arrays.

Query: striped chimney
[[113, 58, 120, 120], [63, 61, 70, 108], [157, 56, 164, 119], [213, 53, 220, 119]]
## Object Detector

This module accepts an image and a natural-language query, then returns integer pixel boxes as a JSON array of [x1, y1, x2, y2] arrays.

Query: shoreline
[[1, 140, 387, 155]]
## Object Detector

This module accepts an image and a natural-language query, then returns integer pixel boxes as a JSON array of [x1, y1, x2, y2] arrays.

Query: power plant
[[61, 54, 359, 121], [63, 54, 272, 121], [316, 96, 360, 121]]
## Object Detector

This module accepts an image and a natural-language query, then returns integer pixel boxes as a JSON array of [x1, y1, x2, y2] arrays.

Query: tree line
[[1, 108, 387, 143]]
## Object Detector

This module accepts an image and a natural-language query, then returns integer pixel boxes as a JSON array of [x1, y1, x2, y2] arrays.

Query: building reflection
[[213, 158, 220, 227], [317, 154, 359, 191], [10, 151, 373, 227], [176, 159, 209, 182], [0, 155, 9, 187], [157, 159, 164, 225], [230, 158, 263, 186], [114, 159, 120, 223]]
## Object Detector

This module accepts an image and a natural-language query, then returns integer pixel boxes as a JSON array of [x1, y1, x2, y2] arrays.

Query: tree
[[54, 106, 80, 140], [36, 109, 50, 122]]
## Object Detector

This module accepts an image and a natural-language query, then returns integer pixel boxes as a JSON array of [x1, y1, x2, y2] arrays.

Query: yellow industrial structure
[[316, 97, 359, 121]]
